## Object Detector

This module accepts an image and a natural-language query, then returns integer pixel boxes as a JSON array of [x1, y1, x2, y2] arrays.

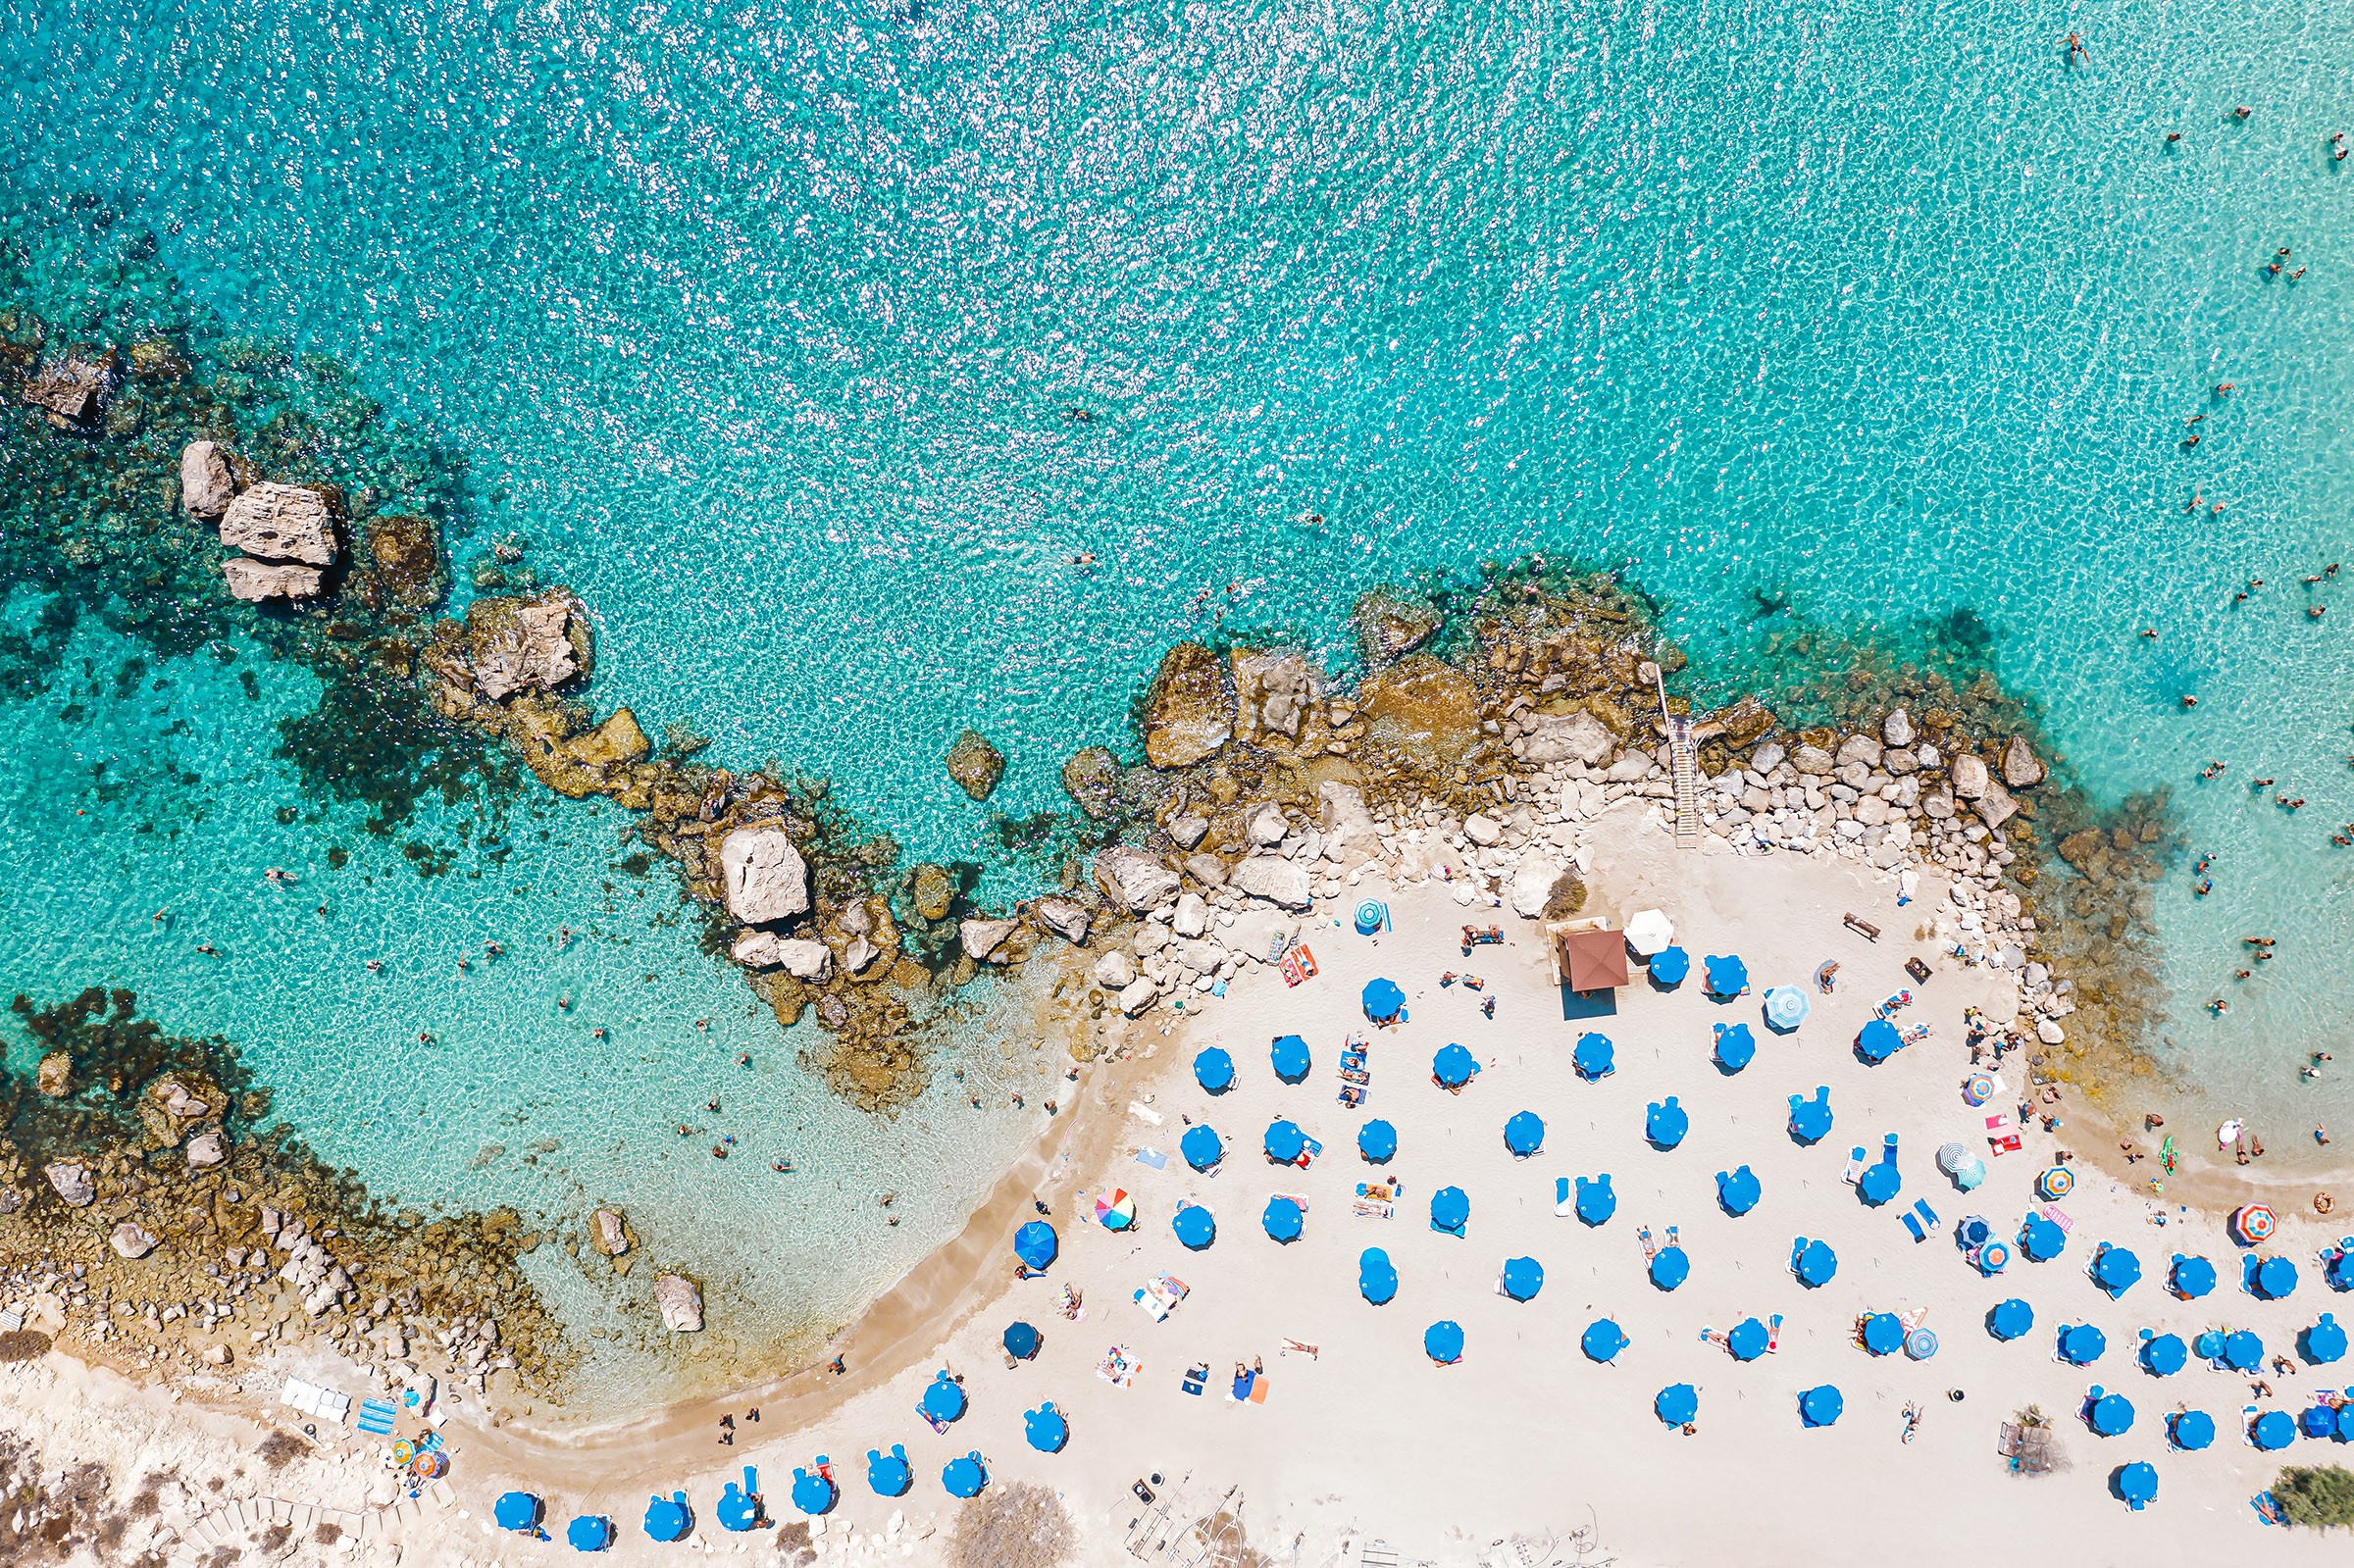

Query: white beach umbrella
[[1623, 908, 1674, 956]]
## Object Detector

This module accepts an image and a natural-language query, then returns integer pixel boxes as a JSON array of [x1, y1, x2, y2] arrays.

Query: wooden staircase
[[1642, 660, 1703, 849]]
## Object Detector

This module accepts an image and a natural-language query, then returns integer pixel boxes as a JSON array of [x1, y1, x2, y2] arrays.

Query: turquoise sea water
[[6, 0, 2354, 1387]]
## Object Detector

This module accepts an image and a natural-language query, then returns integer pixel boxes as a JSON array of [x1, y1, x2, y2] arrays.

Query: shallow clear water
[[5, 0, 2354, 1380]]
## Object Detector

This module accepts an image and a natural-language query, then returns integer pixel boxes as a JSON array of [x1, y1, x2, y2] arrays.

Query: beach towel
[[1249, 1376, 1270, 1405], [1273, 1191, 1310, 1211], [2042, 1205, 2074, 1234], [1181, 1365, 1206, 1396], [1134, 1147, 1168, 1170], [1901, 1212, 1925, 1242]]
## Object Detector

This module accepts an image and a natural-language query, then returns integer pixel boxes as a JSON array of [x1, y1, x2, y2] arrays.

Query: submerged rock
[[591, 1208, 632, 1257], [183, 1131, 227, 1169], [138, 1073, 224, 1146], [222, 556, 324, 601], [1143, 642, 1234, 769], [654, 1272, 703, 1332], [43, 1160, 93, 1208], [1352, 587, 1441, 664], [1095, 846, 1180, 913], [364, 513, 446, 610], [21, 351, 110, 428], [179, 440, 237, 520], [720, 826, 811, 925], [522, 705, 649, 799], [946, 730, 1005, 801], [908, 863, 957, 922], [1060, 746, 1121, 820], [2002, 735, 2045, 788], [110, 1222, 160, 1260], [220, 481, 339, 566], [1232, 649, 1318, 740], [34, 1050, 70, 1097]]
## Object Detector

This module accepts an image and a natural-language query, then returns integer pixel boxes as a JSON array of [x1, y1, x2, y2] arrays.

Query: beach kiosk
[[1549, 920, 1629, 996]]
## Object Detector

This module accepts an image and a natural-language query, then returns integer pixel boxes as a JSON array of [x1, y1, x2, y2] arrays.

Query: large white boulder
[[220, 481, 336, 565], [1230, 857, 1313, 909], [179, 440, 236, 520], [1508, 857, 1561, 919], [1094, 846, 1180, 913], [959, 918, 1017, 964], [1031, 896, 1092, 945], [222, 556, 323, 601], [655, 1273, 703, 1332], [1518, 710, 1614, 766], [719, 827, 810, 924]]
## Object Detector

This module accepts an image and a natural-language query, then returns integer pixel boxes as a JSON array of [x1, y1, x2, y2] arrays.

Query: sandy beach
[[15, 795, 2354, 1567]]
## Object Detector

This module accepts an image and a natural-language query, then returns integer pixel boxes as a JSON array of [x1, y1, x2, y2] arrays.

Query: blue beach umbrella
[[2141, 1333, 2187, 1377], [2224, 1330, 2265, 1373], [2254, 1256, 2300, 1300], [1430, 1186, 1470, 1235], [2060, 1324, 2107, 1365], [2252, 1410, 2297, 1451], [2303, 1405, 2340, 1439], [1858, 1162, 1901, 1207], [1649, 946, 1690, 986], [1502, 1257, 1544, 1301], [1177, 1116, 1233, 1167], [1361, 978, 1406, 1023], [2117, 1461, 2159, 1511], [2171, 1254, 2217, 1299], [1180, 1124, 1224, 1172], [1713, 1023, 1756, 1073], [1800, 1386, 1843, 1427], [2019, 1214, 2066, 1261], [717, 1470, 763, 1532], [1013, 1221, 1057, 1270], [1855, 1018, 1902, 1064], [1425, 1320, 1464, 1364], [1358, 1247, 1398, 1305], [1193, 1047, 1235, 1093], [942, 1453, 988, 1498], [1504, 1111, 1546, 1157], [2088, 1393, 2134, 1437], [1172, 1202, 1215, 1250], [1433, 1043, 1479, 1087], [1358, 1119, 1398, 1163], [2330, 1252, 2354, 1291], [791, 1469, 838, 1516], [1763, 985, 1811, 1031], [1261, 1196, 1304, 1242], [643, 1493, 691, 1543], [2338, 1405, 2354, 1442], [1270, 1035, 1311, 1083], [1704, 954, 1747, 995], [1715, 1165, 1762, 1216], [922, 1371, 966, 1422], [1023, 1404, 1068, 1454], [865, 1445, 911, 1496], [1656, 1384, 1700, 1427], [1794, 1238, 1838, 1288], [2170, 1411, 2216, 1451], [1988, 1298, 2034, 1340], [1726, 1317, 1769, 1361], [1861, 1314, 1904, 1356], [1649, 1245, 1690, 1290], [1572, 1033, 1614, 1080], [1264, 1119, 1306, 1164], [1787, 1087, 1834, 1144], [1575, 1175, 1616, 1226], [1003, 1322, 1040, 1360], [1582, 1318, 1629, 1363], [2304, 1313, 2348, 1365], [1646, 1097, 1690, 1149], [2093, 1244, 2142, 1297], [566, 1515, 612, 1551], [495, 1493, 541, 1532]]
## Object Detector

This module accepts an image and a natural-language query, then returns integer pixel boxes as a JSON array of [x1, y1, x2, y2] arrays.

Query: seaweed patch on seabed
[[0, 987, 576, 1394]]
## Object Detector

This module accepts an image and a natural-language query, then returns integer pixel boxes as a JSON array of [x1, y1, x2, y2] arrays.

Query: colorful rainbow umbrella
[[1094, 1189, 1136, 1230]]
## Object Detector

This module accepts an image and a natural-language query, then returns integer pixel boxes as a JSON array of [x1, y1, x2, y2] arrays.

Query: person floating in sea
[[1071, 551, 1097, 566], [2216, 383, 2236, 396], [486, 940, 504, 956], [735, 1051, 750, 1066], [456, 956, 468, 972], [2235, 968, 2252, 979], [2182, 431, 2201, 446], [2201, 760, 2224, 778], [2194, 878, 2213, 896], [196, 942, 217, 956], [591, 1026, 607, 1038], [2209, 998, 2228, 1015], [2166, 131, 2182, 144], [706, 1095, 721, 1113], [151, 909, 167, 926], [2335, 835, 2352, 847], [2310, 604, 2327, 618], [2062, 31, 2088, 61], [2252, 777, 2276, 788], [2233, 106, 2253, 120], [365, 958, 384, 973], [2185, 412, 2205, 425], [2181, 694, 2199, 707]]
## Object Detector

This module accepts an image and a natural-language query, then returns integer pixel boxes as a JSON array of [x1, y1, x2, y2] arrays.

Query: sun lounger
[[1843, 1147, 1868, 1184], [1273, 1191, 1310, 1211], [1901, 1211, 1926, 1242], [1352, 1200, 1395, 1219], [1912, 1198, 1939, 1231], [916, 1404, 949, 1434], [1767, 1314, 1783, 1351], [1555, 1178, 1575, 1218], [1338, 1085, 1366, 1107], [1843, 912, 1880, 940]]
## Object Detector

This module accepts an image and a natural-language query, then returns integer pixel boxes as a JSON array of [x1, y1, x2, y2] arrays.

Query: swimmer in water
[[366, 958, 384, 973]]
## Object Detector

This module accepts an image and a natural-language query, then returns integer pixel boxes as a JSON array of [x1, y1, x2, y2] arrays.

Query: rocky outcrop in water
[[946, 730, 1004, 800], [178, 440, 236, 519], [219, 481, 338, 567], [1143, 643, 1233, 768], [654, 1272, 703, 1332], [720, 826, 811, 925], [220, 556, 322, 602], [467, 594, 582, 700]]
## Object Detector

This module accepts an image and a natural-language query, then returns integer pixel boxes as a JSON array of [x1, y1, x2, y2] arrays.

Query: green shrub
[[2276, 1465, 2354, 1530]]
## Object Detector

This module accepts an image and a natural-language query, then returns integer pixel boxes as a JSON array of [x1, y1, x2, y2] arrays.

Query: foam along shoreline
[[11, 797, 2354, 1565]]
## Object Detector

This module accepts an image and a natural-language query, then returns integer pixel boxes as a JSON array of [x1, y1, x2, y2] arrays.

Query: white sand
[[11, 807, 2354, 1566]]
